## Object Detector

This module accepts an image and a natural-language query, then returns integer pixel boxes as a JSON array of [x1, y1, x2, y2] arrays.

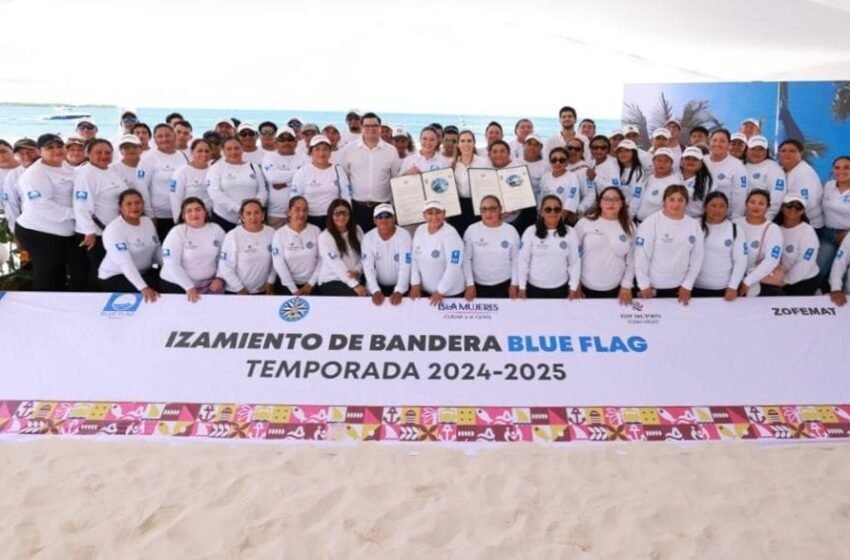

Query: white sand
[[2, 440, 849, 559]]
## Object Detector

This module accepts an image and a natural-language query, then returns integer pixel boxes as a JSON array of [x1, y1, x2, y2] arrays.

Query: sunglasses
[[122, 118, 138, 125], [566, 146, 582, 152], [287, 122, 302, 128], [259, 130, 276, 137], [239, 131, 257, 137], [333, 210, 350, 217], [550, 157, 567, 164], [542, 206, 562, 214], [783, 203, 804, 211], [277, 136, 296, 142], [375, 213, 393, 220], [77, 124, 95, 131], [443, 139, 457, 144]]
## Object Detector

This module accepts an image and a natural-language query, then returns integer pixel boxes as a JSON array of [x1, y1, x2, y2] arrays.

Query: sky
[[1, 0, 849, 118]]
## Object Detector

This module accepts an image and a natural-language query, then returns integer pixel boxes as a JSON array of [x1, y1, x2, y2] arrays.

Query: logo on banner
[[101, 293, 143, 317], [437, 301, 500, 320], [621, 300, 661, 325], [279, 297, 310, 322]]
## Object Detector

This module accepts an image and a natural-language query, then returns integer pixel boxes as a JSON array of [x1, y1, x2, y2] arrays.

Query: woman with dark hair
[[207, 137, 267, 233], [729, 133, 748, 162], [564, 137, 590, 215], [574, 186, 634, 303], [159, 197, 226, 302], [400, 126, 450, 175], [169, 138, 212, 223], [704, 129, 748, 219], [630, 148, 682, 223], [462, 195, 520, 300], [516, 194, 581, 299], [138, 123, 189, 241], [614, 139, 645, 200], [734, 189, 784, 297], [451, 129, 489, 236], [745, 135, 785, 219], [822, 155, 850, 291], [540, 147, 581, 219], [680, 146, 714, 218], [583, 135, 620, 213], [409, 199, 465, 304], [98, 189, 161, 301], [773, 193, 820, 295], [317, 198, 365, 296], [271, 195, 321, 296], [634, 185, 704, 305], [693, 191, 747, 300], [216, 199, 275, 295], [291, 135, 351, 230]]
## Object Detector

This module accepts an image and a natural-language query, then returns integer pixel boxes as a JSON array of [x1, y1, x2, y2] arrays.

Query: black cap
[[443, 125, 459, 135], [36, 133, 63, 148], [13, 138, 38, 152], [287, 118, 302, 128], [258, 121, 277, 132], [202, 130, 223, 143]]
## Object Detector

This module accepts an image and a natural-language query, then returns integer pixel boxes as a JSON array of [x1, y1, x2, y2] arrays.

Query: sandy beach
[[2, 440, 849, 559]]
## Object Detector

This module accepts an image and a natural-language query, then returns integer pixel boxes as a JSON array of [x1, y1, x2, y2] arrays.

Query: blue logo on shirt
[[431, 249, 440, 258], [559, 240, 568, 250], [635, 237, 645, 246], [306, 241, 314, 249], [801, 188, 809, 199], [271, 247, 280, 256], [688, 235, 695, 244], [556, 186, 564, 194], [770, 246, 781, 259], [450, 250, 460, 264], [785, 244, 794, 253], [803, 248, 815, 260], [753, 172, 762, 179], [718, 173, 726, 180], [619, 234, 627, 242], [633, 186, 643, 198], [27, 191, 41, 201], [651, 190, 659, 196], [115, 242, 128, 251], [405, 252, 412, 264], [500, 240, 510, 249], [213, 240, 221, 247], [328, 251, 338, 260], [74, 191, 88, 200], [393, 253, 399, 262], [751, 240, 760, 249], [162, 248, 171, 258], [169, 180, 177, 193], [137, 170, 145, 179], [612, 179, 620, 186], [777, 179, 785, 187], [724, 239, 733, 247]]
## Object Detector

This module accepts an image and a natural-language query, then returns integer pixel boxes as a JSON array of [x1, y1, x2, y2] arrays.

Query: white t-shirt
[[516, 225, 581, 291], [242, 148, 265, 166], [630, 172, 683, 222], [216, 225, 276, 293], [410, 223, 465, 295], [733, 218, 785, 292], [745, 159, 786, 219], [539, 171, 581, 213], [462, 221, 519, 286], [399, 152, 451, 175], [169, 164, 212, 223], [704, 155, 748, 219], [453, 155, 491, 198], [99, 216, 162, 289], [616, 166, 646, 201], [206, 161, 267, 224], [139, 149, 189, 219], [1, 166, 24, 232], [271, 223, 321, 292], [634, 212, 704, 290], [72, 164, 128, 235], [317, 227, 364, 287], [160, 222, 226, 291], [263, 152, 307, 219], [694, 221, 748, 291], [362, 226, 413, 294], [822, 180, 850, 230], [785, 161, 823, 228], [16, 160, 76, 236], [574, 217, 635, 291], [779, 222, 820, 285], [829, 233, 850, 293], [291, 164, 351, 218], [681, 172, 715, 219]]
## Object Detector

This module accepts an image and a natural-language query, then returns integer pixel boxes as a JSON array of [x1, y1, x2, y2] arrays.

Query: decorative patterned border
[[2, 401, 850, 443]]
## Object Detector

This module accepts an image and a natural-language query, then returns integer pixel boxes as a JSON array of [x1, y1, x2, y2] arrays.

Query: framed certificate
[[422, 168, 461, 218], [390, 168, 461, 226], [469, 165, 536, 215]]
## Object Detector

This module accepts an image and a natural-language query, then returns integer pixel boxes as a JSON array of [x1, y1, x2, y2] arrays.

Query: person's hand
[[518, 289, 527, 300], [678, 287, 692, 306], [586, 167, 597, 180], [79, 233, 96, 250], [639, 288, 655, 299], [295, 283, 313, 296], [187, 287, 201, 303], [209, 278, 225, 293], [237, 288, 249, 295], [262, 283, 274, 295], [272, 182, 287, 191], [371, 291, 385, 306], [141, 287, 159, 303], [353, 284, 368, 297], [618, 287, 633, 305], [409, 285, 421, 300], [390, 292, 403, 305], [347, 270, 360, 281], [830, 291, 847, 306], [837, 230, 848, 245], [724, 288, 737, 302], [429, 292, 444, 306], [464, 286, 476, 302], [508, 285, 519, 299], [403, 166, 422, 176], [568, 289, 581, 300], [738, 283, 750, 297]]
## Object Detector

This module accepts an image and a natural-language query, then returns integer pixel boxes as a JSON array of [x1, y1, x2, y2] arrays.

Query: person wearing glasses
[[693, 191, 747, 300], [169, 138, 212, 222], [583, 135, 619, 214], [462, 195, 520, 300], [540, 147, 581, 221], [634, 185, 704, 305], [630, 148, 682, 223], [263, 126, 306, 229], [361, 203, 412, 305], [516, 134, 549, 200], [440, 125, 460, 160], [217, 199, 275, 295], [207, 136, 267, 232], [235, 123, 265, 166], [409, 199, 465, 304], [773, 193, 820, 295], [75, 118, 98, 142], [516, 194, 581, 299], [271, 196, 320, 296], [317, 198, 366, 296], [292, 135, 351, 230], [258, 121, 278, 153], [574, 186, 635, 303], [138, 123, 190, 241]]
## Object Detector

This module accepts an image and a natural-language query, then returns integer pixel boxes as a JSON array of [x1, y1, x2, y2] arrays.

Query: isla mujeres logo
[[437, 301, 499, 320], [279, 297, 310, 322], [101, 293, 143, 317]]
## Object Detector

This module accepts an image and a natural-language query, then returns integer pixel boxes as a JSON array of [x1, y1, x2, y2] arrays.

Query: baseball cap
[[681, 146, 704, 160], [664, 118, 682, 128], [309, 135, 331, 148], [302, 123, 320, 134], [287, 117, 302, 128], [118, 134, 141, 147], [36, 133, 63, 148], [782, 193, 806, 208], [730, 132, 748, 143], [608, 129, 624, 139], [524, 133, 543, 144], [373, 203, 395, 218], [322, 123, 340, 133], [423, 199, 445, 212], [236, 123, 256, 134], [652, 128, 672, 139], [13, 138, 38, 152], [65, 134, 86, 146], [623, 125, 640, 136], [214, 118, 235, 128], [391, 126, 407, 138], [742, 118, 760, 128], [747, 135, 769, 149], [616, 139, 638, 151], [345, 109, 362, 120], [76, 117, 97, 128], [275, 126, 297, 138], [652, 147, 675, 160]]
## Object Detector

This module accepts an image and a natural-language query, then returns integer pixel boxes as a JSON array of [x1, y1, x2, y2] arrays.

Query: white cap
[[652, 147, 675, 160], [616, 139, 638, 151], [118, 134, 142, 147], [783, 193, 806, 208], [681, 146, 704, 160], [423, 199, 445, 212], [747, 135, 769, 149], [652, 128, 672, 139], [609, 129, 624, 138], [742, 118, 760, 128], [76, 117, 97, 128], [302, 123, 320, 133], [309, 135, 331, 148], [524, 133, 543, 145], [346, 109, 362, 119], [623, 124, 640, 136], [214, 118, 234, 127], [322, 123, 339, 132], [237, 123, 256, 133], [730, 132, 748, 143], [664, 118, 682, 128], [275, 126, 297, 138], [373, 203, 395, 217], [65, 133, 86, 145], [391, 126, 408, 138]]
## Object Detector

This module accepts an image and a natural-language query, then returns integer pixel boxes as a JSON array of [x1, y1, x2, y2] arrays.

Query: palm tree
[[776, 81, 827, 165], [623, 92, 722, 149], [831, 82, 850, 122]]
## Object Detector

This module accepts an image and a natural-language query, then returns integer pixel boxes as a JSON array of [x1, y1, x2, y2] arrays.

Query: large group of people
[[1, 105, 849, 307]]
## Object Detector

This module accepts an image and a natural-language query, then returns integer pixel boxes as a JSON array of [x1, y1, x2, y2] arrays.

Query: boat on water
[[40, 106, 91, 121]]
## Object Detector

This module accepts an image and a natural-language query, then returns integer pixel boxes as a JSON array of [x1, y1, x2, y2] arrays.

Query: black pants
[[475, 279, 511, 298], [352, 202, 378, 234], [307, 215, 327, 230], [99, 269, 160, 293], [783, 275, 820, 296], [159, 277, 186, 294], [508, 207, 537, 236], [15, 224, 87, 292], [759, 283, 783, 297], [526, 283, 568, 299], [273, 281, 318, 296], [447, 197, 475, 238], [79, 234, 105, 292], [692, 287, 726, 298], [154, 217, 175, 242], [654, 287, 680, 298], [582, 285, 620, 299], [320, 280, 358, 296], [211, 213, 236, 233]]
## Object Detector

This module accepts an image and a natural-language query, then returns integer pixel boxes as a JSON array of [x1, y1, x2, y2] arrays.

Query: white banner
[[1, 291, 848, 407]]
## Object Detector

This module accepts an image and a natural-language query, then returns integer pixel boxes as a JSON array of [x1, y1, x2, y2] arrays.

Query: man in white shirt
[[544, 105, 578, 160], [340, 112, 401, 233], [362, 203, 412, 305], [237, 123, 265, 165], [340, 109, 362, 147]]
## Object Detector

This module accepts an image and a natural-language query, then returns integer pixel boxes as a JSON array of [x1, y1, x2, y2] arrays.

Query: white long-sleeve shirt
[[1, 166, 24, 232], [454, 155, 491, 198], [263, 152, 306, 219], [139, 149, 189, 219], [574, 217, 635, 291], [616, 166, 646, 201], [110, 160, 153, 217], [73, 164, 127, 235], [216, 225, 276, 293], [516, 225, 581, 291], [169, 164, 211, 222], [785, 160, 823, 228], [694, 221, 748, 290], [462, 221, 519, 287], [539, 170, 581, 213], [362, 226, 412, 294], [340, 139, 401, 203], [779, 222, 820, 285], [734, 218, 784, 290], [829, 233, 850, 292], [704, 155, 748, 218], [518, 158, 550, 200], [160, 222, 225, 291], [291, 164, 351, 217], [630, 172, 683, 222], [271, 223, 321, 293], [206, 161, 267, 224], [317, 227, 364, 288], [745, 159, 786, 219], [634, 212, 704, 290], [682, 172, 715, 218], [98, 216, 162, 289], [16, 160, 76, 236], [410, 223, 465, 295], [822, 180, 850, 230], [399, 152, 451, 175]]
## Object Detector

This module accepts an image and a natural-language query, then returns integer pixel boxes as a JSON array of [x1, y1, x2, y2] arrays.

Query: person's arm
[[830, 236, 850, 293], [462, 228, 476, 287], [103, 223, 149, 290], [335, 165, 352, 202], [633, 220, 654, 291], [566, 228, 582, 293], [136, 160, 155, 217], [361, 236, 381, 295], [216, 232, 245, 292], [628, 183, 644, 220], [621, 234, 636, 289], [252, 164, 269, 208], [72, 169, 98, 235], [509, 229, 520, 286], [394, 231, 412, 295], [1, 172, 22, 232], [578, 172, 597, 214], [516, 229, 532, 291], [681, 222, 705, 290], [318, 231, 359, 288], [766, 164, 786, 220], [783, 227, 819, 285], [206, 166, 240, 217], [169, 169, 186, 223], [161, 227, 194, 291], [743, 225, 783, 286], [271, 232, 298, 294], [436, 229, 464, 295], [728, 225, 748, 290], [263, 157, 296, 186], [19, 167, 74, 223]]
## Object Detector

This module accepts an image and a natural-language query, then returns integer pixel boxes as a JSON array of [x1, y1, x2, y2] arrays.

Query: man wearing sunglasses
[[258, 121, 278, 153], [441, 126, 459, 159], [236, 123, 265, 166], [76, 118, 98, 141], [361, 203, 411, 306]]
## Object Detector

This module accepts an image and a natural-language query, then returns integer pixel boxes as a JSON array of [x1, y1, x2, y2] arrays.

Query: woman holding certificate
[[516, 194, 581, 299], [462, 195, 520, 300], [409, 199, 465, 304], [400, 127, 451, 175], [451, 130, 490, 236]]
